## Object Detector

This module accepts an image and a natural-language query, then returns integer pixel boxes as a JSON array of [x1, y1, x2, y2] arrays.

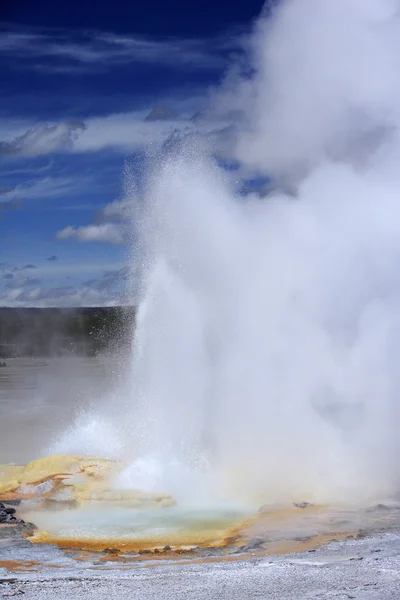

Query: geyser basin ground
[[2, 452, 400, 558], [1, 452, 400, 600], [2, 532, 400, 600]]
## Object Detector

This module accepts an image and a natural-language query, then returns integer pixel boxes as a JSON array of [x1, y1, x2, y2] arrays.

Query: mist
[[51, 0, 400, 508]]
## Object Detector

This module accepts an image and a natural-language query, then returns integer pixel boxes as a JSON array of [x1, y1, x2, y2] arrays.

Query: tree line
[[0, 307, 135, 358]]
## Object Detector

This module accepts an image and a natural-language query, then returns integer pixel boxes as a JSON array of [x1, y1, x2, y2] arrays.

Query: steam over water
[[52, 0, 400, 507]]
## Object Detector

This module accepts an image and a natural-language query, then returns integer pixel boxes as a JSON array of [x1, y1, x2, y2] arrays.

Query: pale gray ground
[[0, 533, 400, 599]]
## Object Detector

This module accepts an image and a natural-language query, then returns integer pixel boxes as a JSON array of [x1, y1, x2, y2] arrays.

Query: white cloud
[[72, 111, 192, 153], [54, 197, 131, 249], [99, 198, 130, 221], [56, 223, 125, 244]]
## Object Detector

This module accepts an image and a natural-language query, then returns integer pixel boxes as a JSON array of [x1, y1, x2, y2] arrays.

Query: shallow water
[[13, 499, 400, 556], [0, 356, 118, 464], [20, 505, 252, 550]]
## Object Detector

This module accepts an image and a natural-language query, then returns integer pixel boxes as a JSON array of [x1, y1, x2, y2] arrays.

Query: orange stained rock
[[156, 531, 360, 567], [57, 530, 359, 569], [26, 523, 245, 553], [0, 559, 41, 573]]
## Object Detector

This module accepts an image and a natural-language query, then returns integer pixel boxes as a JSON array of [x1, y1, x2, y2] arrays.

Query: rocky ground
[[0, 530, 399, 599], [0, 501, 36, 539]]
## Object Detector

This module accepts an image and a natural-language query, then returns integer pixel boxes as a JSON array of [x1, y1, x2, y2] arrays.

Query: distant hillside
[[0, 307, 135, 357]]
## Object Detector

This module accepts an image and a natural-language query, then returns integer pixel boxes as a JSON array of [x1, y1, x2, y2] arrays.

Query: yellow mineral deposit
[[0, 454, 175, 508]]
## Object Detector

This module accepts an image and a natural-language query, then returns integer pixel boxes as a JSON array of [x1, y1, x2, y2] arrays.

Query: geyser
[[51, 0, 400, 508]]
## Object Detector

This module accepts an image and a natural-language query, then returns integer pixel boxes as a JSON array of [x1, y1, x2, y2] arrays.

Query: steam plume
[[54, 0, 400, 507]]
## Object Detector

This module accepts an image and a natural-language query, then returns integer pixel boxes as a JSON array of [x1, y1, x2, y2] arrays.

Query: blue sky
[[0, 0, 265, 306]]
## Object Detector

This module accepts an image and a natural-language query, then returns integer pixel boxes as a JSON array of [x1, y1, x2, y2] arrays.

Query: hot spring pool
[[19, 504, 253, 550]]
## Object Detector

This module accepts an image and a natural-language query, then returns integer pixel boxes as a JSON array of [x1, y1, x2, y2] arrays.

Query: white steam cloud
[[231, 0, 400, 178], [55, 0, 400, 507]]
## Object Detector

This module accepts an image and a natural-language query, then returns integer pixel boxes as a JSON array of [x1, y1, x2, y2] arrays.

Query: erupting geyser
[[50, 0, 400, 509]]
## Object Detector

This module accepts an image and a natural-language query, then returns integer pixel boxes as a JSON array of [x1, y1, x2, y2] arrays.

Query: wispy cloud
[[0, 121, 86, 157], [0, 23, 244, 72], [83, 266, 129, 292], [0, 269, 129, 307], [0, 284, 124, 308], [1, 160, 54, 177], [0, 185, 21, 213], [0, 260, 129, 307], [27, 262, 124, 276], [4, 275, 42, 289], [0, 106, 232, 158], [0, 263, 37, 273], [0, 110, 233, 158], [0, 264, 42, 290], [0, 176, 84, 203]]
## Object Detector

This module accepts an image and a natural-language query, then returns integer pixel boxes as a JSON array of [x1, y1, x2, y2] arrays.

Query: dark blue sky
[[0, 0, 265, 307], [2, 0, 263, 35]]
